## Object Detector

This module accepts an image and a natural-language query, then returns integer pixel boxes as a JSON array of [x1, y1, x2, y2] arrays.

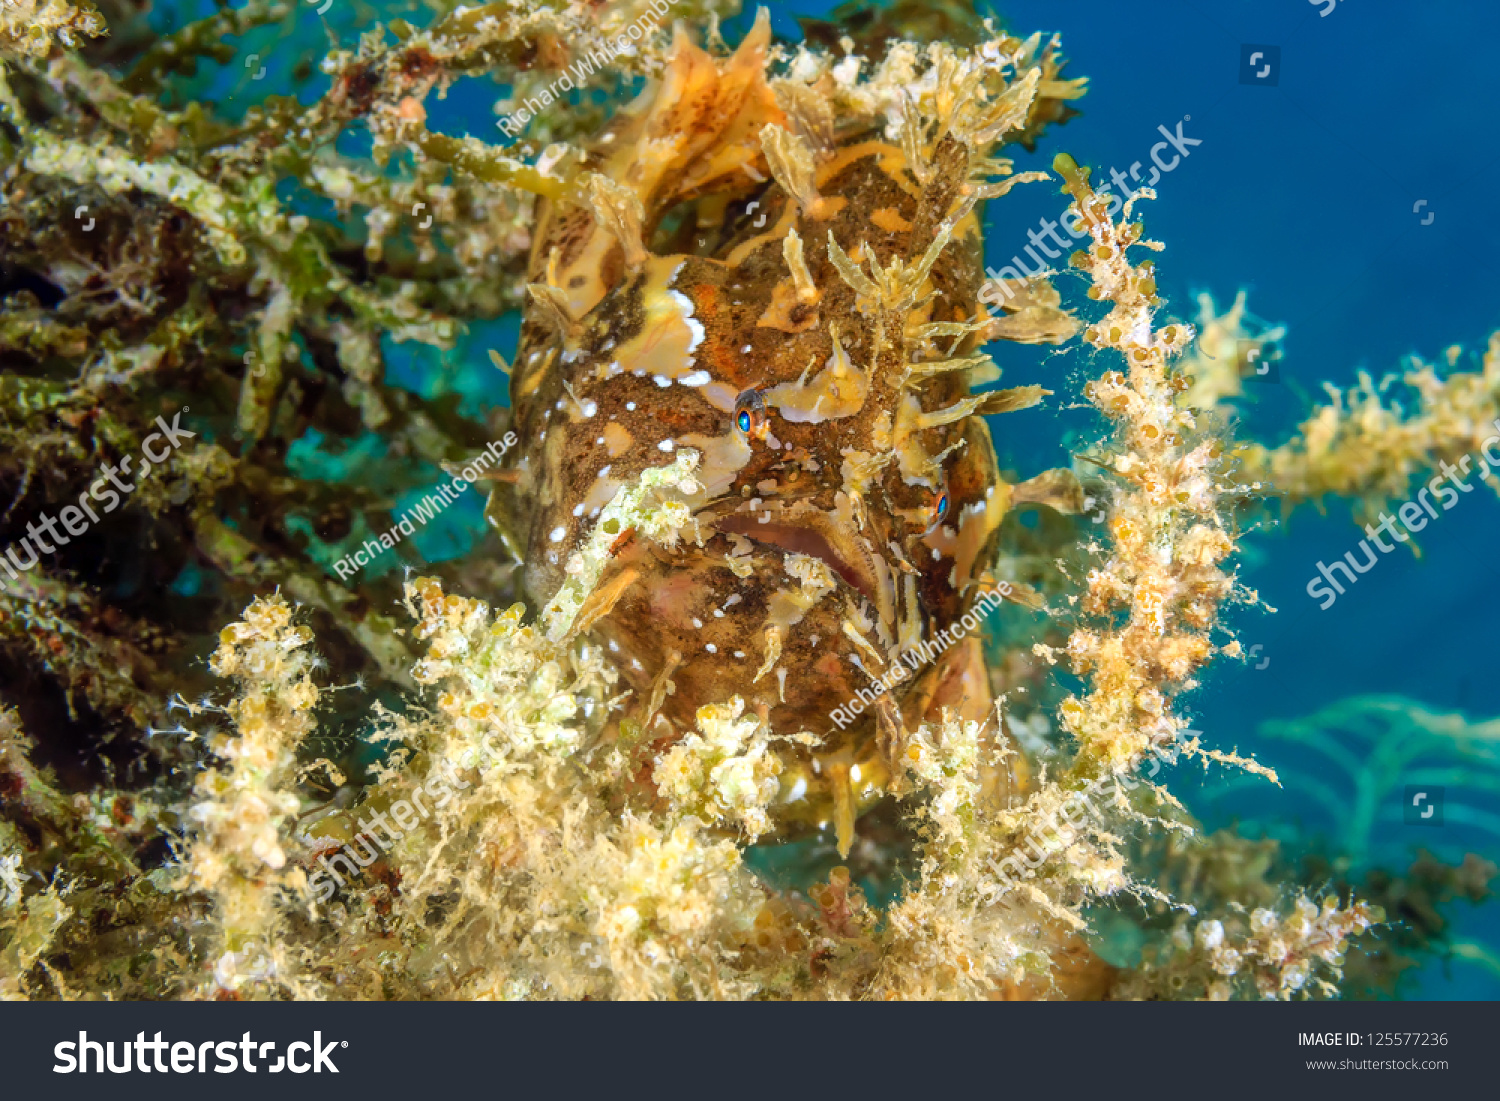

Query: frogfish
[[494, 14, 1083, 853]]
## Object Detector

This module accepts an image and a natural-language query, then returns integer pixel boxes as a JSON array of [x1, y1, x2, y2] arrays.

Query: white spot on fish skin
[[555, 399, 565, 411], [669, 290, 706, 353], [692, 617, 703, 629], [931, 547, 941, 560], [741, 345, 752, 354], [653, 375, 672, 388], [625, 402, 636, 411], [850, 764, 862, 783], [595, 436, 605, 445], [734, 650, 745, 658], [808, 634, 820, 647], [582, 400, 598, 417], [549, 526, 566, 543], [723, 594, 742, 607], [548, 552, 559, 564], [658, 439, 675, 452], [599, 465, 612, 477], [633, 368, 646, 377], [787, 776, 807, 801], [573, 503, 585, 517], [589, 507, 601, 518], [713, 609, 725, 618], [705, 643, 717, 653], [679, 370, 711, 387], [608, 639, 620, 652], [631, 659, 643, 670]]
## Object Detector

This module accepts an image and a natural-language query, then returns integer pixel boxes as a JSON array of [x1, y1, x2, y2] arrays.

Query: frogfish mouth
[[492, 14, 1084, 852]]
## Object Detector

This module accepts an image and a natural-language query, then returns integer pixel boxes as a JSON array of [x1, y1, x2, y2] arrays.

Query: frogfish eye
[[925, 487, 951, 535], [733, 389, 768, 441]]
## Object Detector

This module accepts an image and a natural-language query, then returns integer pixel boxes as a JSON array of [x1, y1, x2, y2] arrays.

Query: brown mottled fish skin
[[495, 17, 1073, 839]]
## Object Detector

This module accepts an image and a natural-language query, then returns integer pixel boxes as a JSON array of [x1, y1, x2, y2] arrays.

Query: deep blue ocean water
[[156, 0, 1500, 997]]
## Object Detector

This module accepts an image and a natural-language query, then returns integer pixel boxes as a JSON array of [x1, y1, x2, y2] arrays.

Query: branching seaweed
[[0, 0, 1480, 1002]]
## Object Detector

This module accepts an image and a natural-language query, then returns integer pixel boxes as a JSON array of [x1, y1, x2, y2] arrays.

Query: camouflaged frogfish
[[493, 15, 1083, 851]]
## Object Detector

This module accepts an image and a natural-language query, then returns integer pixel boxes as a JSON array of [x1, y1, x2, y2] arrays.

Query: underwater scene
[[0, 0, 1496, 1003]]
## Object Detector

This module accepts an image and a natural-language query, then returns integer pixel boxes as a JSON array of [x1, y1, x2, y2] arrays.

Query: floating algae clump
[[2, 0, 1492, 1000]]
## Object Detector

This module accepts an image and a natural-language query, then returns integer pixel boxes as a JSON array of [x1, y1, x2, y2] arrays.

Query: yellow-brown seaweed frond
[[0, 574, 1385, 1001], [1241, 329, 1500, 523], [1038, 154, 1249, 777], [1116, 895, 1383, 1001], [185, 593, 323, 999], [0, 0, 104, 61], [771, 25, 1082, 157], [580, 173, 649, 268], [1, 709, 76, 999], [870, 710, 1124, 1000], [1173, 290, 1286, 412], [371, 576, 766, 1000]]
